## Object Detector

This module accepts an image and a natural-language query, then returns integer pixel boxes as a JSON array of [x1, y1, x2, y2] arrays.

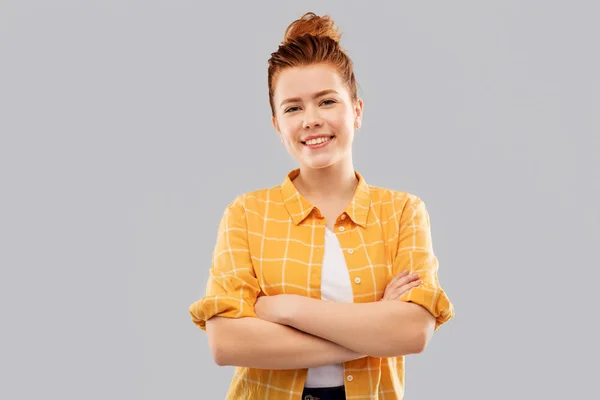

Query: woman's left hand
[[254, 294, 299, 325]]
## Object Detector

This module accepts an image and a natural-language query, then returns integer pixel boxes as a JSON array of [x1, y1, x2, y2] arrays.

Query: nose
[[302, 106, 323, 129]]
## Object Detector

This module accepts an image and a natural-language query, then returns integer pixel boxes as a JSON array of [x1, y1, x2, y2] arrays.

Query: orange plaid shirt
[[189, 168, 454, 399]]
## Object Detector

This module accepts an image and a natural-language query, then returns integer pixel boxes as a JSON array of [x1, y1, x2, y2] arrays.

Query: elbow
[[409, 322, 435, 354], [409, 331, 429, 354], [382, 330, 430, 358], [206, 318, 232, 366], [210, 342, 230, 366], [379, 304, 436, 357], [402, 310, 436, 355]]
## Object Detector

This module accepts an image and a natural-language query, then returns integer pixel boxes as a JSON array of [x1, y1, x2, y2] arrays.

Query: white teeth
[[305, 137, 331, 145]]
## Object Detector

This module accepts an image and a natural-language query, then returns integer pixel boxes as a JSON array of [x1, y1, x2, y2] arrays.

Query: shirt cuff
[[401, 283, 455, 331]]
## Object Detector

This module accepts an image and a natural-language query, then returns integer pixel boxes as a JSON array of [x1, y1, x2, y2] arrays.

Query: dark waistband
[[302, 385, 345, 400]]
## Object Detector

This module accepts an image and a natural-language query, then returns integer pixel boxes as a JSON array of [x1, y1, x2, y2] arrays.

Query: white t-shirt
[[305, 227, 354, 388]]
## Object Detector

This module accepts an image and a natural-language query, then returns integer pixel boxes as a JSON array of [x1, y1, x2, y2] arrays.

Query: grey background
[[1, 0, 598, 399]]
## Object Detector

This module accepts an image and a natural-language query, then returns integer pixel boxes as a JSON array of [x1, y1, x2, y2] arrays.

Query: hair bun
[[283, 12, 342, 45]]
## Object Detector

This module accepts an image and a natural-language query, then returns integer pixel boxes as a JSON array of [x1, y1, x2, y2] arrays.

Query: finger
[[382, 282, 405, 300], [383, 273, 420, 299], [391, 270, 410, 284], [396, 280, 422, 296], [391, 273, 420, 288], [387, 270, 410, 287], [404, 279, 422, 291], [388, 280, 422, 300]]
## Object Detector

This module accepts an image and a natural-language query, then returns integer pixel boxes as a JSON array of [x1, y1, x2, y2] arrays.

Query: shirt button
[[338, 226, 345, 232], [347, 249, 354, 254], [347, 375, 354, 382], [354, 277, 361, 284], [341, 214, 346, 220]]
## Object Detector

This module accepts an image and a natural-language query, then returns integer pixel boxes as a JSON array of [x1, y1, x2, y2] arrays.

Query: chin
[[301, 158, 338, 170]]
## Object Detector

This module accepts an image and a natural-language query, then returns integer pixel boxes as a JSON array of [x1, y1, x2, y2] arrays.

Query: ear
[[272, 115, 283, 143], [354, 98, 364, 130]]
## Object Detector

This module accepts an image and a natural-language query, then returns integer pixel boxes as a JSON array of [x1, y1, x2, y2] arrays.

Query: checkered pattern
[[189, 168, 454, 399]]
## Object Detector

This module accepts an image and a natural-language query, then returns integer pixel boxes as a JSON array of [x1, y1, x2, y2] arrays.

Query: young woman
[[189, 12, 454, 400]]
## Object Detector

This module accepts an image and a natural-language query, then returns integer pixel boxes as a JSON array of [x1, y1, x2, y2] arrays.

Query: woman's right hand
[[381, 270, 422, 301]]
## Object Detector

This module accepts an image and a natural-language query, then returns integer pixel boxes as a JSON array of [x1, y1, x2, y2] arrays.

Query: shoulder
[[222, 185, 284, 213], [366, 185, 432, 229], [367, 184, 426, 210]]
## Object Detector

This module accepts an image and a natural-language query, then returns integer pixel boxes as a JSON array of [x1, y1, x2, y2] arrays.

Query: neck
[[293, 159, 358, 201]]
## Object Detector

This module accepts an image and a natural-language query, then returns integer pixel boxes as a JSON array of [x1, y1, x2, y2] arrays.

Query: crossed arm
[[196, 195, 448, 370], [256, 294, 436, 358], [206, 292, 435, 369]]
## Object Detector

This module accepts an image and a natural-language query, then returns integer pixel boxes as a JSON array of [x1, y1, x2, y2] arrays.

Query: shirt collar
[[280, 168, 371, 227]]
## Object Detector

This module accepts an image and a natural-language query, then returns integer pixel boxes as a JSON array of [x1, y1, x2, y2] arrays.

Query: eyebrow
[[279, 89, 339, 107]]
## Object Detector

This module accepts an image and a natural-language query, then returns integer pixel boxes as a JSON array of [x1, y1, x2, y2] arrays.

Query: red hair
[[267, 12, 359, 116]]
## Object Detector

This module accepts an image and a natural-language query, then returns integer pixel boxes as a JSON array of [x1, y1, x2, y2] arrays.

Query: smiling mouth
[[301, 135, 335, 145]]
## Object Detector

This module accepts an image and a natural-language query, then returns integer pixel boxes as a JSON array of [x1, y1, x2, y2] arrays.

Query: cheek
[[279, 120, 301, 141], [329, 108, 353, 129], [330, 115, 354, 135]]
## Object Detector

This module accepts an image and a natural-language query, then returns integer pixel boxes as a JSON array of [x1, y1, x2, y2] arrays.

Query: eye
[[284, 106, 300, 113], [321, 99, 336, 106]]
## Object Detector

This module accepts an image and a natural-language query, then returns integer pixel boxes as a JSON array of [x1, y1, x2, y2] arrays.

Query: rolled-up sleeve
[[188, 196, 261, 331], [394, 195, 455, 331]]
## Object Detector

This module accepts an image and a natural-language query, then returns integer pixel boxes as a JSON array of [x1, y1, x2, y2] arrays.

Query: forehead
[[274, 64, 346, 101]]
